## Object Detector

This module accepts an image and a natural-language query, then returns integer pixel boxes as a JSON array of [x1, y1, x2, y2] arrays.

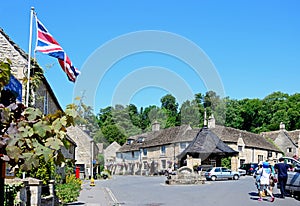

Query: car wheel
[[211, 176, 217, 181], [233, 174, 239, 180]]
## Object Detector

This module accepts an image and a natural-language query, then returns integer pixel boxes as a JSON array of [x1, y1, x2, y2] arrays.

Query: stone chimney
[[203, 108, 207, 127], [152, 121, 160, 131], [208, 114, 216, 129], [280, 122, 285, 131]]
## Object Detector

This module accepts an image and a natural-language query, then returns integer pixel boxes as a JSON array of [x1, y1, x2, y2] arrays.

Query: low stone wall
[[5, 178, 55, 206], [165, 167, 206, 185]]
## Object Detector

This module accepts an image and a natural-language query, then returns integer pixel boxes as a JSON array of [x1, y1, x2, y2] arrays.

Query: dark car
[[239, 163, 258, 175]]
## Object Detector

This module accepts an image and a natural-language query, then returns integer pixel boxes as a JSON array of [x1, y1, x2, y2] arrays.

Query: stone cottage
[[66, 126, 99, 179], [261, 122, 300, 158], [115, 116, 283, 175], [0, 28, 62, 114]]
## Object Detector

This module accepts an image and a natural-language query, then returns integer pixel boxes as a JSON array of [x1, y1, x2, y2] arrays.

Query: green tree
[[160, 94, 179, 127]]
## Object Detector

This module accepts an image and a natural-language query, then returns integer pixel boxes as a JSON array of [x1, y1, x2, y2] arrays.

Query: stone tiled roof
[[261, 129, 300, 147], [118, 125, 192, 152], [212, 125, 281, 152], [178, 127, 238, 160], [118, 124, 282, 153], [67, 125, 93, 143]]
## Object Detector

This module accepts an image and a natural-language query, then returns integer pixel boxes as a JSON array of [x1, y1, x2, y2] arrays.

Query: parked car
[[204, 167, 240, 181], [239, 163, 258, 175], [238, 168, 247, 176]]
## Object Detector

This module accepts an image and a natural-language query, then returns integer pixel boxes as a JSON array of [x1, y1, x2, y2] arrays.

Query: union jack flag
[[35, 18, 80, 82]]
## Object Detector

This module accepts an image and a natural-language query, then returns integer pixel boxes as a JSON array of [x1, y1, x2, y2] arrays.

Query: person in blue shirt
[[274, 157, 290, 198]]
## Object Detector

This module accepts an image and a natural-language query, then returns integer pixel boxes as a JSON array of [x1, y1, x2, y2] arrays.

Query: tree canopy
[[95, 92, 300, 146]]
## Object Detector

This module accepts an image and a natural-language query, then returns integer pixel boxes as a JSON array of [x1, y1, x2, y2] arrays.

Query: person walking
[[274, 157, 290, 198], [257, 162, 275, 202], [253, 162, 263, 196]]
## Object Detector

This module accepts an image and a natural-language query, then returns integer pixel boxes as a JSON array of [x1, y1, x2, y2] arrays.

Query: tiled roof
[[212, 125, 281, 152], [119, 124, 282, 153], [177, 127, 238, 160], [261, 129, 300, 146], [118, 125, 192, 152]]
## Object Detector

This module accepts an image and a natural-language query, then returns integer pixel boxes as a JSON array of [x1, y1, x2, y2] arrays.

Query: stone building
[[261, 122, 300, 158], [115, 116, 283, 175], [66, 126, 99, 179], [0, 28, 62, 113], [104, 141, 121, 171], [0, 27, 77, 171]]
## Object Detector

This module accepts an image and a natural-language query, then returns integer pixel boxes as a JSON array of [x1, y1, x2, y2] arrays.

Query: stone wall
[[0, 29, 62, 113]]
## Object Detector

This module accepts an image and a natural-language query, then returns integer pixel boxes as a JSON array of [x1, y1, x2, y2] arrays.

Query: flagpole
[[25, 7, 35, 107]]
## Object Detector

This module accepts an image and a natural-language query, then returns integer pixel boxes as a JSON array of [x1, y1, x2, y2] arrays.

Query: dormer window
[[137, 137, 145, 143], [127, 139, 134, 145]]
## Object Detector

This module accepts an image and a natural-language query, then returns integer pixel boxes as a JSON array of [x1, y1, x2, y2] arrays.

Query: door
[[221, 167, 231, 179]]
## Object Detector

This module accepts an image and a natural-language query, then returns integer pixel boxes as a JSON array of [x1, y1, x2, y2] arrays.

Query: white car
[[204, 167, 240, 181], [238, 168, 247, 176]]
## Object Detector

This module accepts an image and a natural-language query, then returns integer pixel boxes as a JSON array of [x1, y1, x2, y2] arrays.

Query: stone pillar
[[231, 156, 238, 172], [25, 177, 42, 206]]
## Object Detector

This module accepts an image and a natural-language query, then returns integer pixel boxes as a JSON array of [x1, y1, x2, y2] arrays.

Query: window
[[268, 151, 272, 158], [287, 148, 292, 153], [131, 151, 135, 158], [137, 137, 145, 143], [143, 161, 149, 170], [240, 159, 245, 166], [127, 139, 133, 145], [179, 142, 188, 152], [161, 145, 166, 155], [143, 148, 147, 156], [215, 168, 221, 172], [258, 155, 263, 163], [238, 145, 243, 152], [161, 160, 166, 169], [180, 142, 188, 149]]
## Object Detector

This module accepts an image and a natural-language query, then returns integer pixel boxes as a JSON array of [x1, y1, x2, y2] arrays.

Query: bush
[[55, 174, 82, 204]]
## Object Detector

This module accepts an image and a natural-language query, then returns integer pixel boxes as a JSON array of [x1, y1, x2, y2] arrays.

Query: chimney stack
[[152, 121, 160, 131], [280, 122, 285, 131], [203, 108, 207, 127], [208, 114, 216, 129]]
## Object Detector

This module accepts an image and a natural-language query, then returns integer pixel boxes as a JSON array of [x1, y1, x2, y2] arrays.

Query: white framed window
[[238, 145, 243, 152]]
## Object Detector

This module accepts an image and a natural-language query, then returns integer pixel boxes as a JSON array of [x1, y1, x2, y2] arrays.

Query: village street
[[75, 175, 299, 206]]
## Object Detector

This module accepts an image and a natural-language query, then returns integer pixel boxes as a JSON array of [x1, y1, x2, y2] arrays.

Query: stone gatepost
[[25, 177, 42, 206], [231, 156, 238, 171]]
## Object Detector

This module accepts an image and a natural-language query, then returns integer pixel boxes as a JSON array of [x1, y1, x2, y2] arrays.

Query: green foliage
[[55, 174, 82, 204], [221, 157, 231, 168], [96, 90, 300, 146], [0, 60, 78, 179], [0, 58, 11, 90], [16, 156, 55, 184], [4, 182, 24, 206]]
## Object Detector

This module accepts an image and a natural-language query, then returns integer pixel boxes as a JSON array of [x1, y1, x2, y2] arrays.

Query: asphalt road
[[97, 175, 299, 206]]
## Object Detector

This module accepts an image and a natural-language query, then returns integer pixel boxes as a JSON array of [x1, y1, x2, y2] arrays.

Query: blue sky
[[1, 1, 299, 114]]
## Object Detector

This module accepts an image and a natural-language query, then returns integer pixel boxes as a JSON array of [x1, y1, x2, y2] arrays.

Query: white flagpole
[[25, 7, 35, 107]]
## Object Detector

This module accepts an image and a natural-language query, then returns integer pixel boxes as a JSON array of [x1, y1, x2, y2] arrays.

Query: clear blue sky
[[1, 1, 299, 114]]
